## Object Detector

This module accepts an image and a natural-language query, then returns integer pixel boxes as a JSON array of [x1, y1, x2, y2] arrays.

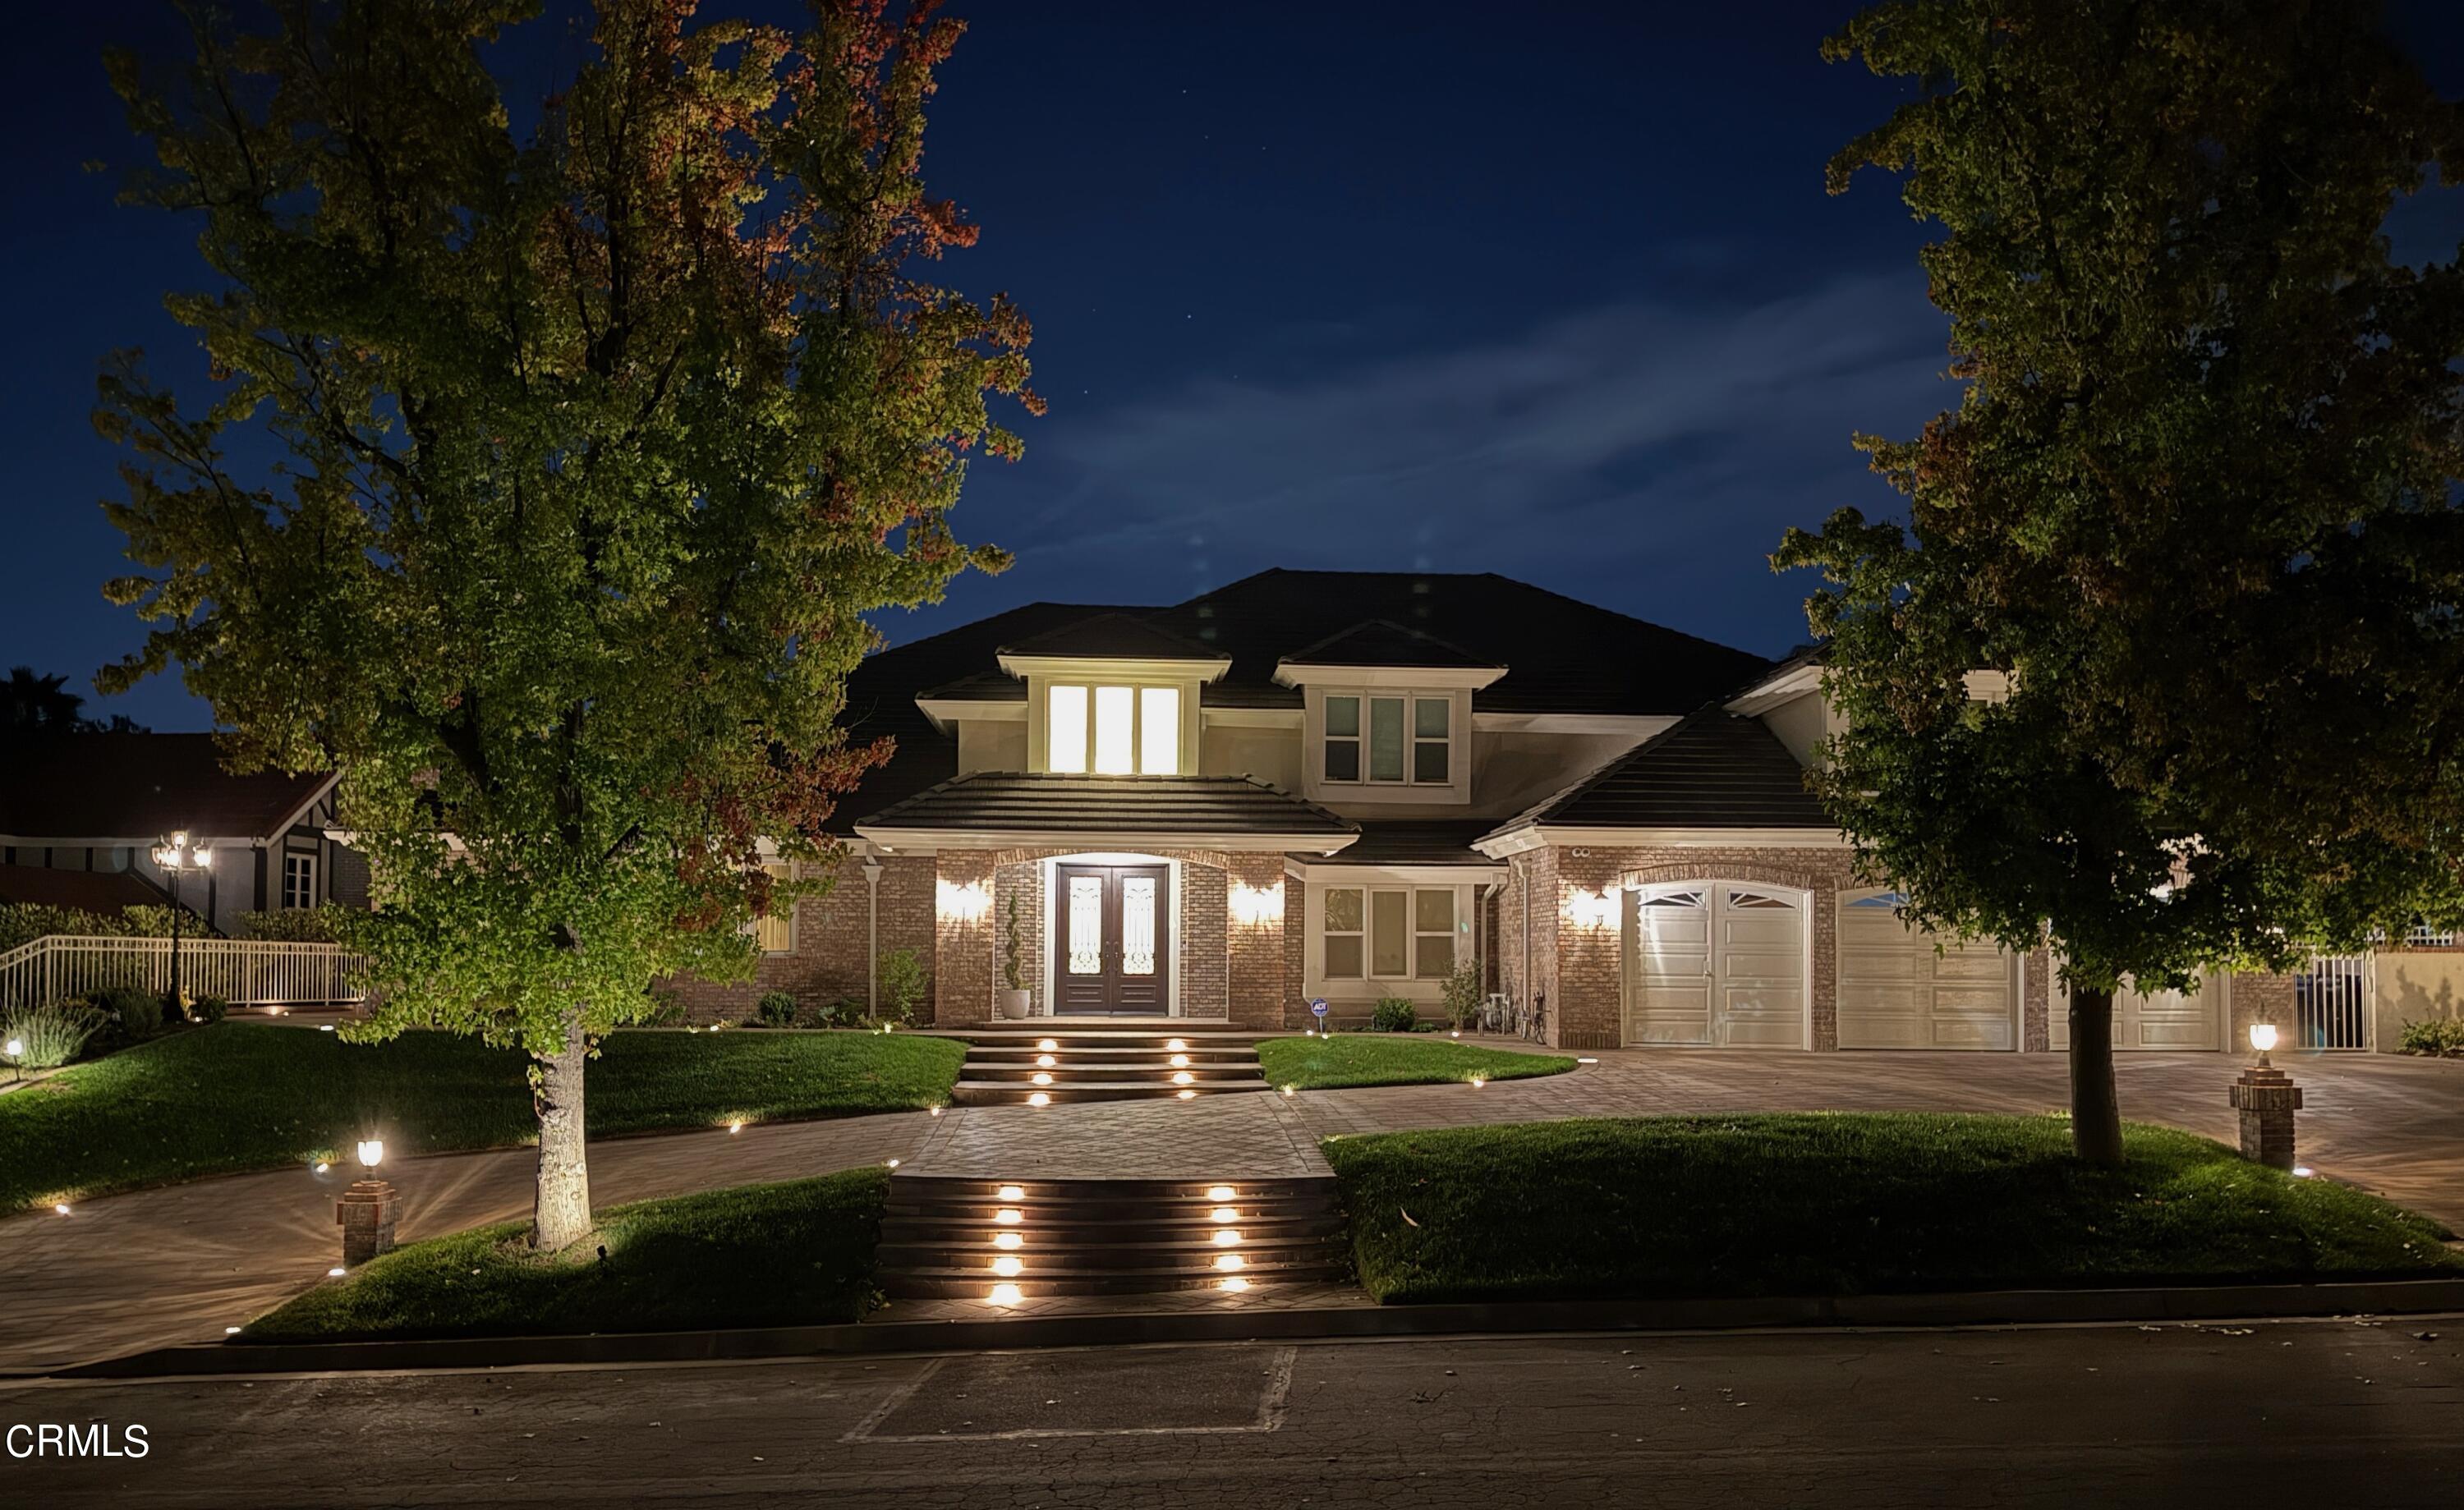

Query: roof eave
[[854, 824, 1360, 856]]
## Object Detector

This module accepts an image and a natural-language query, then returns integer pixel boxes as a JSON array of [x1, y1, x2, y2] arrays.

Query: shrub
[[186, 994, 229, 1025], [2397, 1018, 2464, 1058], [1, 1003, 107, 1070], [756, 990, 799, 1028], [1441, 958, 1483, 1030], [0, 902, 200, 954], [90, 983, 163, 1040], [811, 998, 860, 1028], [877, 948, 928, 1025], [232, 906, 356, 943], [1370, 997, 1417, 1033], [1002, 894, 1026, 992]]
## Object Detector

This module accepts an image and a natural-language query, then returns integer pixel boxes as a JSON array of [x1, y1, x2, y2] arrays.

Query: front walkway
[[2, 1044, 2455, 1372]]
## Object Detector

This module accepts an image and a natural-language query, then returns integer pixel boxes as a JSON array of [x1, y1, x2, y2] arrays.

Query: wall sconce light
[[1563, 888, 1620, 930], [1229, 880, 1283, 927], [935, 879, 992, 923]]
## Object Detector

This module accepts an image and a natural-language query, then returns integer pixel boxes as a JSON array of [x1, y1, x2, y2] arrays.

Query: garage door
[[1621, 883, 1806, 1048], [2048, 974, 2224, 1051], [1836, 890, 2016, 1050]]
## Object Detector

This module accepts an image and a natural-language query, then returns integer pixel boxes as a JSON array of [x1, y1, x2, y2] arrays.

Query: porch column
[[933, 849, 998, 1025], [1550, 847, 1619, 1051]]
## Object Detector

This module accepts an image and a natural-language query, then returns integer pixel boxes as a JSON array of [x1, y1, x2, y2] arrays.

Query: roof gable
[[1495, 709, 1832, 833], [0, 734, 335, 842]]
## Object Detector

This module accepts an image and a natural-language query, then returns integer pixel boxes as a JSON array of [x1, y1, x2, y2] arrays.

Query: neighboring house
[[0, 734, 363, 934]]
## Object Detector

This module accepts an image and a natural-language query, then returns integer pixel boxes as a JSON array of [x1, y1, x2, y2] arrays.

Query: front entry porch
[[1051, 861, 1172, 1015]]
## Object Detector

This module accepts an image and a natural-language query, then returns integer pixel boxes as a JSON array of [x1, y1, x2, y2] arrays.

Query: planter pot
[[997, 989, 1032, 1021]]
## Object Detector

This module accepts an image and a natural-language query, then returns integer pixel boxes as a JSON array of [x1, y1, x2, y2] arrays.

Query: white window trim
[[752, 861, 796, 955], [281, 851, 319, 911], [1318, 882, 1466, 985], [1316, 690, 1459, 791], [1032, 677, 1198, 776]]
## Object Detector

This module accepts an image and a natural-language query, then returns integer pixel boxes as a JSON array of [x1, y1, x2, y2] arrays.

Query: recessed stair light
[[991, 1255, 1023, 1277], [1027, 1091, 1050, 1107], [987, 1283, 1023, 1306], [1037, 1038, 1058, 1051], [997, 1184, 1025, 1200], [1176, 1089, 1197, 1099], [1213, 1254, 1243, 1272], [994, 1208, 1023, 1225], [1206, 1185, 1236, 1201]]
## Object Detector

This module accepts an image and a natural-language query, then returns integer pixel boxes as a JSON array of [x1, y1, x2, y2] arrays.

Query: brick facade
[[662, 854, 935, 1025]]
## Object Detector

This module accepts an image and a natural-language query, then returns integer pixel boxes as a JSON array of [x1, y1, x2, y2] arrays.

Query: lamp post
[[148, 832, 212, 1012], [335, 1137, 398, 1266], [2229, 1022, 2305, 1171]]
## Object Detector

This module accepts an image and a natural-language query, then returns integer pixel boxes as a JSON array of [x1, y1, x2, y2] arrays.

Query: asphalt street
[[2, 1319, 2458, 1508]]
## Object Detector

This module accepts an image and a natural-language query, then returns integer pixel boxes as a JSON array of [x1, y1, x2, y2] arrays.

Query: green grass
[[1322, 1113, 2464, 1303], [0, 1026, 963, 1211], [243, 1168, 889, 1342], [1257, 1034, 1577, 1090]]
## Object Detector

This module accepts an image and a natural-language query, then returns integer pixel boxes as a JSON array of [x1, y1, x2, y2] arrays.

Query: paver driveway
[[0, 1044, 2455, 1373]]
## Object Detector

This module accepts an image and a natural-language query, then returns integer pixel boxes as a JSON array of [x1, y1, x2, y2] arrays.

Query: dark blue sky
[[7, 1, 2461, 731]]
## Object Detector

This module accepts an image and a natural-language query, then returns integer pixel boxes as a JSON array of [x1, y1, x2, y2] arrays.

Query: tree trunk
[[2066, 985, 2125, 1167], [529, 1020, 593, 1251]]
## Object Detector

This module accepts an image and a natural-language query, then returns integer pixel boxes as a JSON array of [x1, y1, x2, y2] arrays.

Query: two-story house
[[673, 567, 2280, 1053]]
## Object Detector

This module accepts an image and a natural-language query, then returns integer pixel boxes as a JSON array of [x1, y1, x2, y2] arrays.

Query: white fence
[[0, 935, 370, 1012], [2293, 952, 2372, 1051]]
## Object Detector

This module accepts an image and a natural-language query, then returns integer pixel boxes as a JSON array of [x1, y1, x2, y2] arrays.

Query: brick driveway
[[1298, 1043, 2464, 1234], [0, 1044, 2455, 1373]]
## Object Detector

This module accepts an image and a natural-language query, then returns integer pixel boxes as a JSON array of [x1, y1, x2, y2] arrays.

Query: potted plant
[[998, 893, 1032, 1019]]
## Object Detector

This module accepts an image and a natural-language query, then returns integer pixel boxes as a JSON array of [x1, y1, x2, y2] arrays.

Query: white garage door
[[1621, 883, 1806, 1048], [1836, 890, 2017, 1050], [2048, 974, 2224, 1051]]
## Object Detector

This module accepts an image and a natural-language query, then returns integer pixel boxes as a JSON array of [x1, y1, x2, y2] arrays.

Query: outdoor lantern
[[337, 1140, 398, 1266], [2249, 1022, 2278, 1062], [356, 1139, 384, 1169]]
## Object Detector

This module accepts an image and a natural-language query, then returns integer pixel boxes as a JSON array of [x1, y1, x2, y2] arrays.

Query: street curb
[[49, 1278, 2464, 1380]]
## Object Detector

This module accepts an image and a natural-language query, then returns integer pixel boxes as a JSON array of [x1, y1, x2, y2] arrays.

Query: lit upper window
[[1047, 684, 1180, 776]]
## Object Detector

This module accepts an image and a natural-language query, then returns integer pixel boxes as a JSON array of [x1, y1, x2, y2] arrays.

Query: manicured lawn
[[1322, 1113, 2464, 1303], [244, 1168, 889, 1342], [0, 1026, 963, 1211], [1257, 1034, 1576, 1090]]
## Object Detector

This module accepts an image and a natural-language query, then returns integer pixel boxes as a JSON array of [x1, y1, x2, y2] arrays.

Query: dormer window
[[1046, 683, 1180, 775], [1322, 693, 1450, 787]]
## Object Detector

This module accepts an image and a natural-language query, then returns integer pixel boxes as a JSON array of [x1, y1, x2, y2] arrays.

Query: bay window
[[1046, 683, 1181, 775], [1322, 692, 1455, 787]]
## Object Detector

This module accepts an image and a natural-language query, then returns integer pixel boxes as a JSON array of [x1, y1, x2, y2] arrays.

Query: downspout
[[862, 857, 884, 1018], [1519, 856, 1532, 1031], [1473, 880, 1494, 1000]]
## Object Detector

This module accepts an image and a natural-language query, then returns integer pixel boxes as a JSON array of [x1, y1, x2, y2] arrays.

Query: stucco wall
[[2373, 949, 2464, 1051]]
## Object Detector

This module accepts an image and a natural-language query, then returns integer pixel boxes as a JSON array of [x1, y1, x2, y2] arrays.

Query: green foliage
[[876, 948, 929, 1026], [1325, 1114, 2462, 1304], [1777, 1, 2464, 994], [1440, 959, 1483, 1029], [0, 1026, 964, 1211], [0, 903, 198, 955], [94, 0, 1033, 1101], [1001, 893, 1024, 992], [186, 994, 228, 1026], [755, 990, 799, 1028], [1257, 1035, 1575, 1092], [233, 907, 356, 943], [0, 1003, 106, 1072], [1368, 997, 1417, 1034], [813, 998, 860, 1028], [91, 984, 163, 1040], [242, 1168, 890, 1342], [2397, 1019, 2464, 1058]]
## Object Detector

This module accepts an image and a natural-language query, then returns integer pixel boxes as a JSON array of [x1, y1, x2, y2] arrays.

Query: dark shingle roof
[[1293, 819, 1500, 867], [0, 864, 175, 915], [0, 734, 333, 841], [998, 613, 1226, 663], [854, 773, 1357, 841], [1278, 619, 1501, 672], [1141, 570, 1770, 713], [830, 602, 1150, 831], [1500, 711, 1832, 831]]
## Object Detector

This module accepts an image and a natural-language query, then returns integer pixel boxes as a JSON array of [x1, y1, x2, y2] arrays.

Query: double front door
[[1053, 863, 1171, 1015]]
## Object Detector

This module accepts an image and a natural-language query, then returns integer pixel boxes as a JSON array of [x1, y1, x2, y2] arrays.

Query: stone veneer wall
[[661, 853, 935, 1025]]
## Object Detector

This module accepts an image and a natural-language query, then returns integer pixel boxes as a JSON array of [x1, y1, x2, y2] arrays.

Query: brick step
[[880, 1232, 1343, 1269], [956, 1054, 1262, 1079], [950, 1079, 1266, 1105], [963, 1043, 1260, 1061], [880, 1258, 1349, 1300], [941, 1026, 1266, 1044], [890, 1175, 1338, 1202], [884, 1194, 1338, 1223], [880, 1214, 1346, 1246]]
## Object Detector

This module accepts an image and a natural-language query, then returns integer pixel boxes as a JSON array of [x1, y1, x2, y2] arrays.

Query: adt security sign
[[1310, 998, 1328, 1034]]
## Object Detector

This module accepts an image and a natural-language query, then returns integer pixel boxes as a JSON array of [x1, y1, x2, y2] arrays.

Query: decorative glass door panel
[[1050, 864, 1172, 1014]]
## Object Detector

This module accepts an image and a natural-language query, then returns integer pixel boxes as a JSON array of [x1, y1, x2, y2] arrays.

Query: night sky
[[6, 2, 2462, 732]]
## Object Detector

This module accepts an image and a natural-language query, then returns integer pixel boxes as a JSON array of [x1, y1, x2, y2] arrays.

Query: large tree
[[97, 0, 1036, 1246], [1777, 0, 2464, 1162]]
